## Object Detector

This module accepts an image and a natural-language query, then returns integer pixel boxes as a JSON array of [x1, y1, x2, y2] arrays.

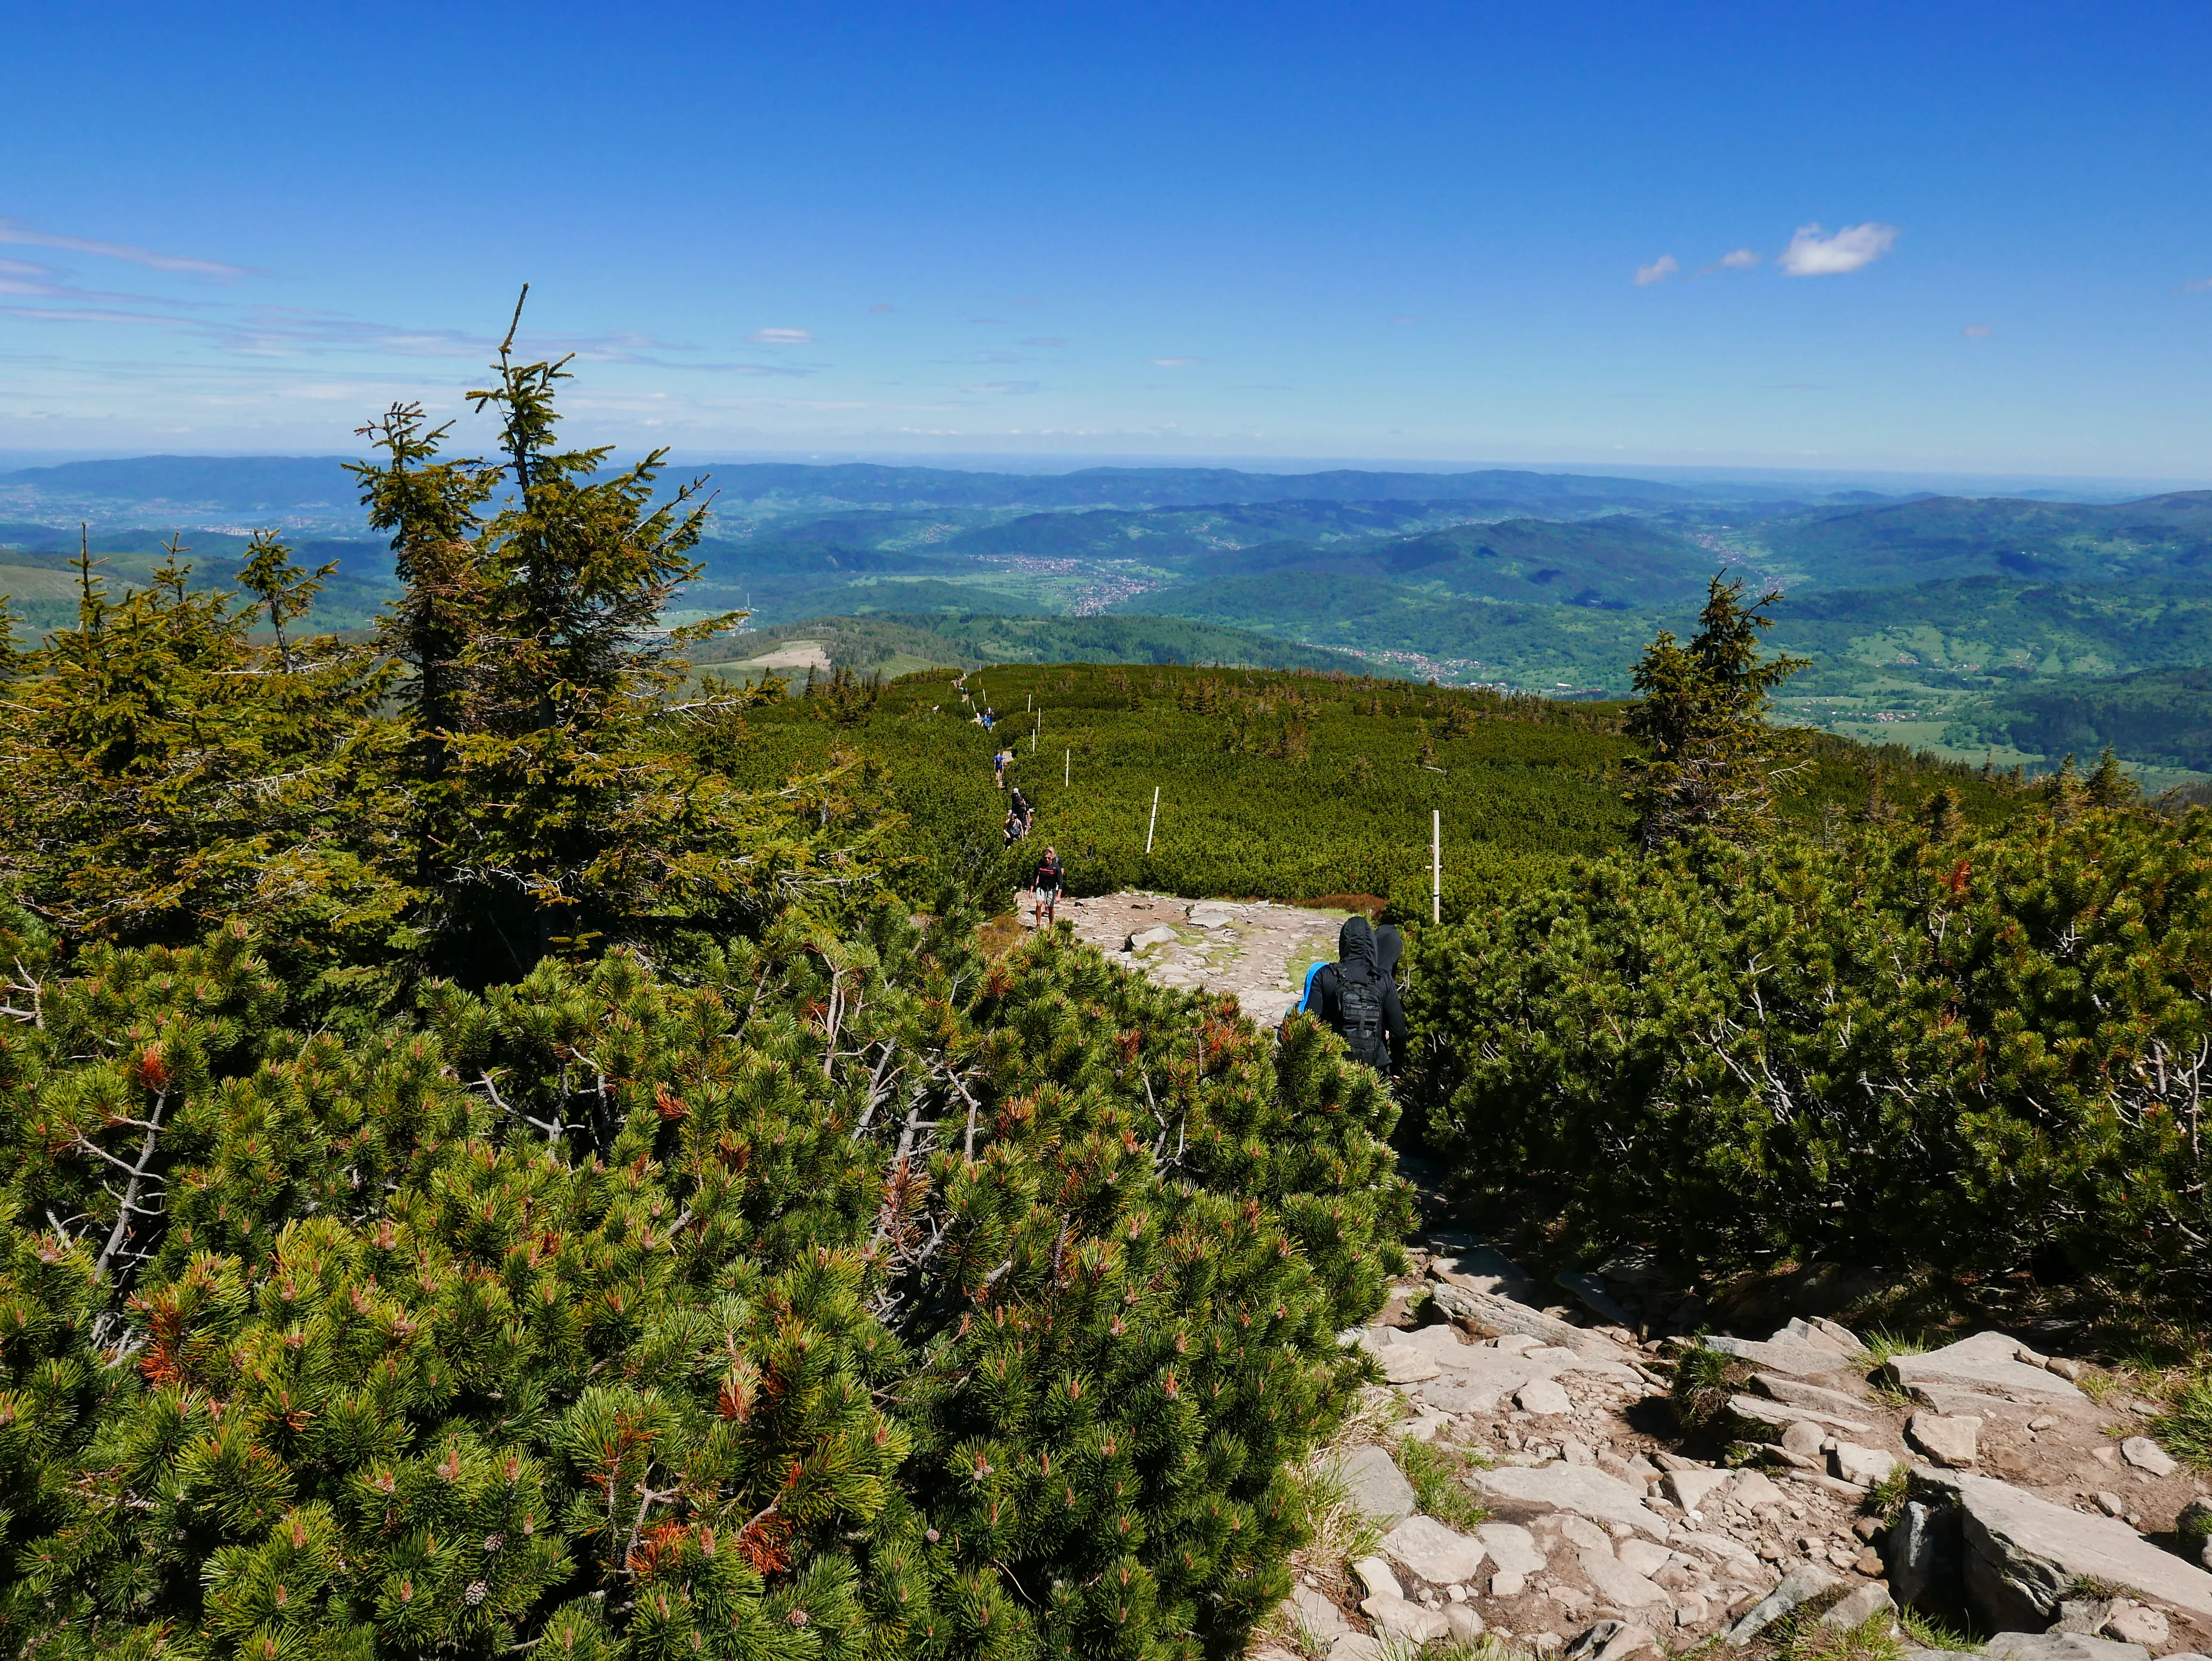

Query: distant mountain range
[[8, 455, 2212, 777]]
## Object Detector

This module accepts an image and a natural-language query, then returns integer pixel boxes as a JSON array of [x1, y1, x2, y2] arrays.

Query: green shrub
[[2153, 1376, 2212, 1471], [1407, 812, 2212, 1302], [0, 907, 1412, 1660]]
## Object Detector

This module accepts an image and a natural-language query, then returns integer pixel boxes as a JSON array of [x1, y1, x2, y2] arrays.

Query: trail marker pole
[[1146, 786, 1160, 854], [1065, 747, 1070, 786], [1431, 810, 1441, 925], [1032, 712, 1039, 753]]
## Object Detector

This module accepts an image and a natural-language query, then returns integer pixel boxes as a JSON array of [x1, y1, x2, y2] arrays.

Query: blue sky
[[3, 0, 2209, 477]]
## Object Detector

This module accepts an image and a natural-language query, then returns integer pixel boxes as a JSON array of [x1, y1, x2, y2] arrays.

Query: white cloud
[[2185, 277, 2212, 293], [1719, 248, 1760, 270], [748, 326, 813, 344], [0, 217, 252, 279], [1962, 323, 1995, 338], [1634, 254, 1679, 286], [1778, 221, 1898, 276], [1148, 356, 1204, 366]]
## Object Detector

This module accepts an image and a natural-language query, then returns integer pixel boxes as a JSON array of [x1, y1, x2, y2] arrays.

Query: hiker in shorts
[[1294, 915, 1409, 1075], [1005, 785, 1034, 843], [993, 749, 1012, 788], [1031, 846, 1065, 928]]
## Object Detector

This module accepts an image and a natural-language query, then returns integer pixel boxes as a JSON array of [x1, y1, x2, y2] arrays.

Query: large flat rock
[[1981, 1636, 2151, 1661], [1703, 1333, 1857, 1376], [1888, 1331, 2088, 1407], [1429, 1282, 1633, 1359], [1580, 1545, 1670, 1609], [1932, 1470, 2212, 1626], [1473, 1463, 1667, 1538], [1338, 1444, 1418, 1524], [1382, 1514, 1489, 1585]]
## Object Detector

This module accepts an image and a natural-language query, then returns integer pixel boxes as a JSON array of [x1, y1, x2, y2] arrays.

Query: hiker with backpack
[[1294, 915, 1409, 1075], [1004, 785, 1034, 845], [1031, 845, 1065, 928]]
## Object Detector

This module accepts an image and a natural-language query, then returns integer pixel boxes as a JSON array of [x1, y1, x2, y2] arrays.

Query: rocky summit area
[[1254, 1236, 2212, 1661]]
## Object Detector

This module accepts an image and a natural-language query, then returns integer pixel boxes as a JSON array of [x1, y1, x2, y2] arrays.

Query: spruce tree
[[1622, 573, 1807, 849], [2086, 744, 2139, 808]]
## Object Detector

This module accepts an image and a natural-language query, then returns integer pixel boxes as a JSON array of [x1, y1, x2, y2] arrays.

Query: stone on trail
[[1819, 1582, 1896, 1629], [1286, 1585, 1349, 1638], [2100, 1603, 2171, 1648], [1908, 1410, 1981, 1467], [1428, 1243, 1539, 1301], [1887, 1331, 2091, 1406], [1447, 1603, 1487, 1641], [2119, 1436, 2177, 1477], [1474, 1464, 1667, 1537], [1429, 1281, 1635, 1359], [1476, 1521, 1549, 1576], [1350, 1556, 1400, 1601], [1930, 1468, 2212, 1626], [1124, 924, 1179, 952], [1615, 1538, 1674, 1579], [1731, 1393, 1874, 1436], [1664, 1466, 1735, 1512], [1781, 1419, 1827, 1457], [1980, 1636, 2151, 1661], [1329, 1634, 1388, 1660], [1383, 1514, 1489, 1585], [1517, 1376, 1573, 1415], [1755, 1373, 1875, 1416], [1338, 1444, 1419, 1523], [1830, 1441, 1901, 1487], [1703, 1333, 1859, 1376], [1416, 1375, 1506, 1415], [1728, 1468, 1788, 1509], [1374, 1345, 1441, 1385], [1361, 1591, 1450, 1644], [1726, 1564, 1841, 1644]]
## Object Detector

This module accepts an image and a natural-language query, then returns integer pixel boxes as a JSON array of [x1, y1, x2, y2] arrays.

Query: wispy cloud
[[962, 380, 1040, 394], [748, 326, 813, 344], [1962, 323, 1996, 338], [1778, 222, 1897, 276], [1693, 248, 1761, 276], [1020, 336, 1066, 346], [1148, 356, 1204, 367], [2184, 277, 2212, 293], [1634, 254, 1679, 286], [0, 217, 253, 280], [869, 302, 895, 312]]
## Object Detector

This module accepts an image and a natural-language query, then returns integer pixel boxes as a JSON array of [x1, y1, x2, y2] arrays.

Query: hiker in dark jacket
[[1296, 915, 1409, 1073]]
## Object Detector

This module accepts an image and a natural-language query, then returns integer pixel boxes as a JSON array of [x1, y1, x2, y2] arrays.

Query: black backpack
[[1334, 961, 1388, 1067]]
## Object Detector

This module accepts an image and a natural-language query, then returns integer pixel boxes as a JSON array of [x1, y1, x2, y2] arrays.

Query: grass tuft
[[1394, 1433, 1491, 1530], [1671, 1343, 1754, 1437], [1898, 1609, 1980, 1652], [1864, 1464, 1912, 1522], [1771, 1612, 1905, 1661], [2150, 1374, 2212, 1470]]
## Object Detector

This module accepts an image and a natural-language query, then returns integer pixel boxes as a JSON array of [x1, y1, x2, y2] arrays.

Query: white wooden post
[[1432, 809, 1442, 925], [1146, 786, 1160, 854], [1064, 747, 1070, 786]]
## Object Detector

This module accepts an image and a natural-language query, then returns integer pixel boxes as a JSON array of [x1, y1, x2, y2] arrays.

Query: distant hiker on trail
[[993, 748, 1013, 787], [982, 706, 997, 731], [1031, 845, 1065, 927], [1294, 915, 1409, 1074], [1006, 785, 1034, 842]]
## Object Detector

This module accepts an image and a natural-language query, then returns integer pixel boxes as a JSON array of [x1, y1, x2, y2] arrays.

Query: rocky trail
[[1022, 889, 1355, 1023], [1254, 1236, 2212, 1661], [1038, 891, 2212, 1661]]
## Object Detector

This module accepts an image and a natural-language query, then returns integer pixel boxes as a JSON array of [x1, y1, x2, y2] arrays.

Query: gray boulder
[[1338, 1444, 1418, 1524], [1888, 1331, 2090, 1407], [1726, 1564, 1840, 1644], [1980, 1635, 2150, 1661], [1932, 1469, 2212, 1627], [1473, 1463, 1667, 1537], [1703, 1333, 1857, 1376], [1381, 1514, 1488, 1585]]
